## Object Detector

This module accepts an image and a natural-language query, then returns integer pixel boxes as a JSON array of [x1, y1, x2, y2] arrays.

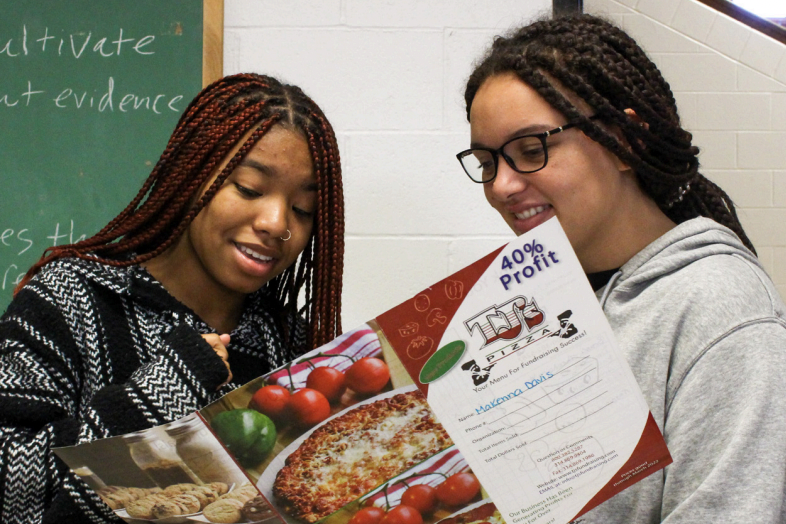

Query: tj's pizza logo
[[460, 296, 580, 386], [463, 295, 545, 348]]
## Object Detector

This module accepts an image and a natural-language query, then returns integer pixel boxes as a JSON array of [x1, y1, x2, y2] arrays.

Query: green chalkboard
[[0, 1, 211, 313]]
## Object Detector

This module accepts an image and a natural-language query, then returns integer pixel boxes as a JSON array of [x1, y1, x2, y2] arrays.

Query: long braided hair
[[16, 73, 344, 347], [465, 14, 755, 253]]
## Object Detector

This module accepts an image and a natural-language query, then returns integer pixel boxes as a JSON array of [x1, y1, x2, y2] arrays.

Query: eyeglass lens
[[461, 135, 547, 182]]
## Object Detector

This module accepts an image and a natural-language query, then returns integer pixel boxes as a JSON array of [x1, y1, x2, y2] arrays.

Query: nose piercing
[[280, 229, 292, 241]]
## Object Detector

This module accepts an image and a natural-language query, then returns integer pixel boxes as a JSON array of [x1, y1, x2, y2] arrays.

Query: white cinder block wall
[[584, 0, 786, 300], [224, 0, 550, 329], [224, 0, 786, 330]]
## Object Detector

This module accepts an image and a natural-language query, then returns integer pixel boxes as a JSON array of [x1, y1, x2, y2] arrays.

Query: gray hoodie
[[576, 217, 786, 523]]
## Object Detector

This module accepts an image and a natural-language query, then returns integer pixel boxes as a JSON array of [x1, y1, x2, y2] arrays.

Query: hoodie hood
[[598, 217, 761, 307]]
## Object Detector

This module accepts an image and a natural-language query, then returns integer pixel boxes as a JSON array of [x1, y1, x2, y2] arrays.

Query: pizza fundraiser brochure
[[54, 217, 671, 524]]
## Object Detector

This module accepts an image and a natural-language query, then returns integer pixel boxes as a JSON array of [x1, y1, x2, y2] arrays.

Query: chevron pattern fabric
[[0, 258, 306, 523]]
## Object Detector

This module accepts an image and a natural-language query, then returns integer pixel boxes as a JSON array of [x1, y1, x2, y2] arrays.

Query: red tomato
[[249, 385, 291, 419], [435, 473, 480, 506], [287, 388, 331, 427], [346, 358, 390, 395], [380, 505, 423, 524], [348, 506, 386, 524], [306, 367, 346, 403], [400, 485, 437, 515]]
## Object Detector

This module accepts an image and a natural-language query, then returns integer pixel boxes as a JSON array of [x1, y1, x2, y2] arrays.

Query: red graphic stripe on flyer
[[375, 245, 504, 396], [570, 413, 673, 521]]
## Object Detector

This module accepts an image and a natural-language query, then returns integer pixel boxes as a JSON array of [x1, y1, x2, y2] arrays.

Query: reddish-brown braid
[[465, 14, 756, 253], [16, 73, 344, 348]]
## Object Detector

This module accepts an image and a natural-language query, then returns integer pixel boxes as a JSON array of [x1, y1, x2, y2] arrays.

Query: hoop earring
[[280, 229, 292, 241]]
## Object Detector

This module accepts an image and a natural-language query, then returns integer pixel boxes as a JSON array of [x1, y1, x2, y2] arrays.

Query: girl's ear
[[606, 108, 647, 173], [623, 108, 649, 160], [609, 108, 648, 142], [624, 108, 649, 131]]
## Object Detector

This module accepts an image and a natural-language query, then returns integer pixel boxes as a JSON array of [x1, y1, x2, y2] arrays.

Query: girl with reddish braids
[[459, 13, 786, 524], [0, 73, 344, 523]]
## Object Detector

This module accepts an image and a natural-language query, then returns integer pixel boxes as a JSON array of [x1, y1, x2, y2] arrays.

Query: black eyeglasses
[[456, 117, 597, 183]]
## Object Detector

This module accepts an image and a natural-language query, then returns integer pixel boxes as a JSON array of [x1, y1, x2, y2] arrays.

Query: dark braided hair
[[465, 13, 755, 253], [16, 73, 344, 347]]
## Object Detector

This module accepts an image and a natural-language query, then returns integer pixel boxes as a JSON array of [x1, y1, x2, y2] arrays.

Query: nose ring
[[280, 229, 292, 241]]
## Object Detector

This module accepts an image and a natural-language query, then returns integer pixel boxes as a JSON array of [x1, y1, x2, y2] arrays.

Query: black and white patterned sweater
[[0, 257, 306, 524]]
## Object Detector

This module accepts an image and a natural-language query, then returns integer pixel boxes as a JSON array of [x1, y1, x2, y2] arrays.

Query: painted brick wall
[[584, 0, 786, 301], [225, 0, 785, 329], [224, 0, 551, 329]]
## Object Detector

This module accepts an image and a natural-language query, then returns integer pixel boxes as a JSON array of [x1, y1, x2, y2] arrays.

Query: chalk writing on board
[[2, 25, 187, 113], [2, 78, 184, 112], [1, 26, 156, 58], [1, 221, 89, 291], [0, 0, 204, 314]]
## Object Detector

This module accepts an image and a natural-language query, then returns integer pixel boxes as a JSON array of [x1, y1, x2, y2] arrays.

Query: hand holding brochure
[[55, 217, 670, 524]]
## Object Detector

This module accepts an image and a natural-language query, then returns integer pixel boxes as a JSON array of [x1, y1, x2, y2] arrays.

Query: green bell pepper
[[210, 408, 277, 468]]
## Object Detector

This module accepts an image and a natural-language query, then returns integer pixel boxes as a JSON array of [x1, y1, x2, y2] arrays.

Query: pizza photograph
[[197, 321, 489, 524], [271, 387, 454, 523]]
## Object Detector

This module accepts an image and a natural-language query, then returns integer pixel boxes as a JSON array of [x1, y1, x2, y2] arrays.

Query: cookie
[[209, 481, 230, 496], [203, 498, 245, 524], [163, 482, 201, 496], [100, 487, 136, 509], [242, 496, 274, 522], [151, 500, 185, 519], [151, 493, 201, 518], [126, 487, 148, 500], [220, 484, 258, 504], [126, 493, 170, 519], [190, 485, 219, 508], [172, 493, 201, 514], [100, 495, 123, 510], [97, 485, 161, 510]]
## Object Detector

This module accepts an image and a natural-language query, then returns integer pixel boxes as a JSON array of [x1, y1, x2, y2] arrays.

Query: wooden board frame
[[203, 0, 224, 86]]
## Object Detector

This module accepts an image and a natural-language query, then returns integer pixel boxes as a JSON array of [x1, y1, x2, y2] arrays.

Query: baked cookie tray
[[114, 507, 277, 524]]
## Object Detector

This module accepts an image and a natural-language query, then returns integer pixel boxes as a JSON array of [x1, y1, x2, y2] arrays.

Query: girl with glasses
[[462, 13, 786, 524], [0, 73, 344, 523]]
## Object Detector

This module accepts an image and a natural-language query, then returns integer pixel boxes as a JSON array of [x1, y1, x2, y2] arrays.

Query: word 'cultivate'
[[1, 26, 155, 58]]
